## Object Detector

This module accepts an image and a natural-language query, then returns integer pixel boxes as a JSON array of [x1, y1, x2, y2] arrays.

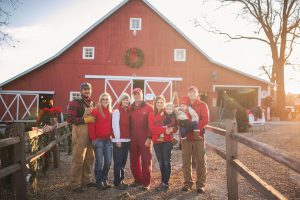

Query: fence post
[[226, 119, 238, 200], [13, 123, 27, 200], [52, 128, 60, 168]]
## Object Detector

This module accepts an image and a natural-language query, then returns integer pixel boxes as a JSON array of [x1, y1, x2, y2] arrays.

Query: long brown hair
[[97, 92, 112, 117], [153, 95, 165, 115]]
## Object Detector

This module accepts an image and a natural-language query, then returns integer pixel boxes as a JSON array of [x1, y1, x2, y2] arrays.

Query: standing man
[[67, 82, 95, 193], [181, 86, 209, 194], [130, 88, 153, 191]]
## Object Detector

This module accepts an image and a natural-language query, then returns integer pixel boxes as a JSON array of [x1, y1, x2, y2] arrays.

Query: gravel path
[[28, 123, 300, 200]]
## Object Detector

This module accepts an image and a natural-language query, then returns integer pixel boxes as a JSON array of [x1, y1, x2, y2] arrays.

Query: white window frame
[[130, 18, 142, 30], [70, 92, 81, 101], [174, 49, 186, 62], [82, 47, 95, 60]]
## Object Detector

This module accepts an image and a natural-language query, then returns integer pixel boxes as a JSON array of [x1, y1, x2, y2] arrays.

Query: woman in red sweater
[[148, 96, 177, 191], [89, 92, 112, 190]]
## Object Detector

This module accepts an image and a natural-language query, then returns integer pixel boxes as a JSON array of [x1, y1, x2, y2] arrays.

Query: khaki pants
[[69, 124, 94, 189], [181, 139, 207, 188]]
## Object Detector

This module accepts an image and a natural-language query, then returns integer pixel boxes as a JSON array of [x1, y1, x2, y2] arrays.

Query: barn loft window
[[82, 47, 95, 59], [70, 92, 81, 101], [174, 49, 186, 62], [130, 18, 142, 30]]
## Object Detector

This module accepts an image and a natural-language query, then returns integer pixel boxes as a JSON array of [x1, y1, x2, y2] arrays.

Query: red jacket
[[130, 101, 153, 143], [148, 111, 177, 144], [186, 98, 209, 141], [88, 106, 112, 141]]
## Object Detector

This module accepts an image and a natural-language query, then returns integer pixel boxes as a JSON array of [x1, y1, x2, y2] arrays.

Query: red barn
[[0, 0, 272, 123]]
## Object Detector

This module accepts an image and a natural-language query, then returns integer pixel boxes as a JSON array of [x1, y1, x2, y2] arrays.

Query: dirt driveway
[[29, 122, 300, 200]]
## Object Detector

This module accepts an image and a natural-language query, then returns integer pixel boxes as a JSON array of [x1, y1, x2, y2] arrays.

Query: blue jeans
[[153, 142, 173, 185], [113, 142, 130, 186], [92, 139, 112, 184], [180, 121, 198, 138]]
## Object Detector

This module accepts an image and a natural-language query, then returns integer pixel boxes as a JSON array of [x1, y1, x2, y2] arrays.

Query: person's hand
[[166, 127, 173, 135], [116, 142, 122, 148], [145, 138, 152, 147], [84, 116, 95, 123]]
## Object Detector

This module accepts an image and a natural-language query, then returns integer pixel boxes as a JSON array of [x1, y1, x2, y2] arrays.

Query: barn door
[[0, 92, 39, 122], [144, 80, 172, 102], [104, 79, 133, 108]]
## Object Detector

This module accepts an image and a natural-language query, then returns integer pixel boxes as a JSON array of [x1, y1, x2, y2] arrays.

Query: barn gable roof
[[0, 0, 273, 87]]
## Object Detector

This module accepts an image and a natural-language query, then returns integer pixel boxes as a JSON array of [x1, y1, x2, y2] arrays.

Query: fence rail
[[0, 122, 71, 200], [206, 119, 299, 200]]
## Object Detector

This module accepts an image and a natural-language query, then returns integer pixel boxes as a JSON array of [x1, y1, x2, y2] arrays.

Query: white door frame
[[86, 75, 182, 108]]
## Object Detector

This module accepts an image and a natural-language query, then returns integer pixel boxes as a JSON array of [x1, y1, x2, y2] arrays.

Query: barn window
[[174, 49, 186, 62], [82, 47, 95, 59], [70, 92, 81, 101], [130, 18, 142, 30]]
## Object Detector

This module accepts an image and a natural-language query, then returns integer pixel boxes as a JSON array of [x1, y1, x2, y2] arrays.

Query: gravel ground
[[28, 122, 300, 200]]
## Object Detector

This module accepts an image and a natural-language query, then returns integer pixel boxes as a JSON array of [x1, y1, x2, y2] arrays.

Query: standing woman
[[89, 92, 113, 190], [112, 93, 131, 190], [148, 96, 177, 191]]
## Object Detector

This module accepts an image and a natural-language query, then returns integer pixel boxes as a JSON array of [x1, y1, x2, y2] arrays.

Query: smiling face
[[155, 98, 165, 111], [133, 92, 143, 102], [165, 104, 174, 115], [81, 88, 92, 98], [180, 104, 188, 111], [121, 98, 130, 107], [101, 94, 110, 108], [188, 89, 198, 101]]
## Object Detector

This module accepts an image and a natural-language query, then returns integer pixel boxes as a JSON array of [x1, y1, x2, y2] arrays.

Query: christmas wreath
[[124, 47, 144, 68]]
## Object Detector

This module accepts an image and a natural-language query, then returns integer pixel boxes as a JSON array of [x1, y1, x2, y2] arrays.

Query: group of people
[[67, 82, 209, 194]]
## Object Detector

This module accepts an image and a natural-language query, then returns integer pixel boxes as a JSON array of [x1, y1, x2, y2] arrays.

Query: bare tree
[[0, 0, 21, 47], [195, 0, 300, 119]]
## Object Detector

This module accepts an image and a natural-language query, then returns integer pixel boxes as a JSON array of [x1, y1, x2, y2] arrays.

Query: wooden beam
[[206, 142, 226, 160], [232, 133, 300, 174], [0, 137, 20, 148], [0, 163, 21, 179], [25, 122, 69, 140], [205, 125, 226, 136], [226, 119, 238, 200], [232, 159, 287, 200], [26, 140, 57, 164]]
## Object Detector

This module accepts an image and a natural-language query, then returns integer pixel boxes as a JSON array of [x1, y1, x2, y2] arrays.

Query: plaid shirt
[[67, 98, 93, 125]]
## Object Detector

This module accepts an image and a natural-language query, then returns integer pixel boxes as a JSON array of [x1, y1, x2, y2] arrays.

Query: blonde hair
[[153, 96, 166, 115], [165, 102, 174, 110], [97, 92, 112, 117], [118, 93, 130, 104]]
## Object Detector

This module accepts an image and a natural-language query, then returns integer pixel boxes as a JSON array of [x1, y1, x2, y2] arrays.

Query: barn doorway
[[133, 80, 144, 90], [216, 87, 259, 109]]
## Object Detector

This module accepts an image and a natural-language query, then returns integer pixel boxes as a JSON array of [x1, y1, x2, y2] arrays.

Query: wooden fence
[[205, 119, 300, 200], [0, 122, 71, 200]]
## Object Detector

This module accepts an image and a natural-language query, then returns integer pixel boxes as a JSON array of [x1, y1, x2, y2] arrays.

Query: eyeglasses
[[102, 99, 109, 101]]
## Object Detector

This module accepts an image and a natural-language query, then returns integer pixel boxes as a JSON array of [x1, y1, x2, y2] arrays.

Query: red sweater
[[186, 98, 209, 141], [148, 112, 177, 144], [88, 106, 112, 141]]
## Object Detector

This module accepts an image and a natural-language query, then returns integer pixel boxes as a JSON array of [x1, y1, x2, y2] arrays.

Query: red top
[[148, 111, 177, 144], [88, 106, 112, 141], [130, 101, 153, 143], [186, 97, 209, 141]]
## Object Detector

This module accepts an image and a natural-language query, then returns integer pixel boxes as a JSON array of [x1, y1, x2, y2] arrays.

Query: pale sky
[[0, 0, 299, 93]]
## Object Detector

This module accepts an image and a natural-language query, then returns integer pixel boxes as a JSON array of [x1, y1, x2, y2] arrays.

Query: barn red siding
[[2, 0, 269, 112]]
